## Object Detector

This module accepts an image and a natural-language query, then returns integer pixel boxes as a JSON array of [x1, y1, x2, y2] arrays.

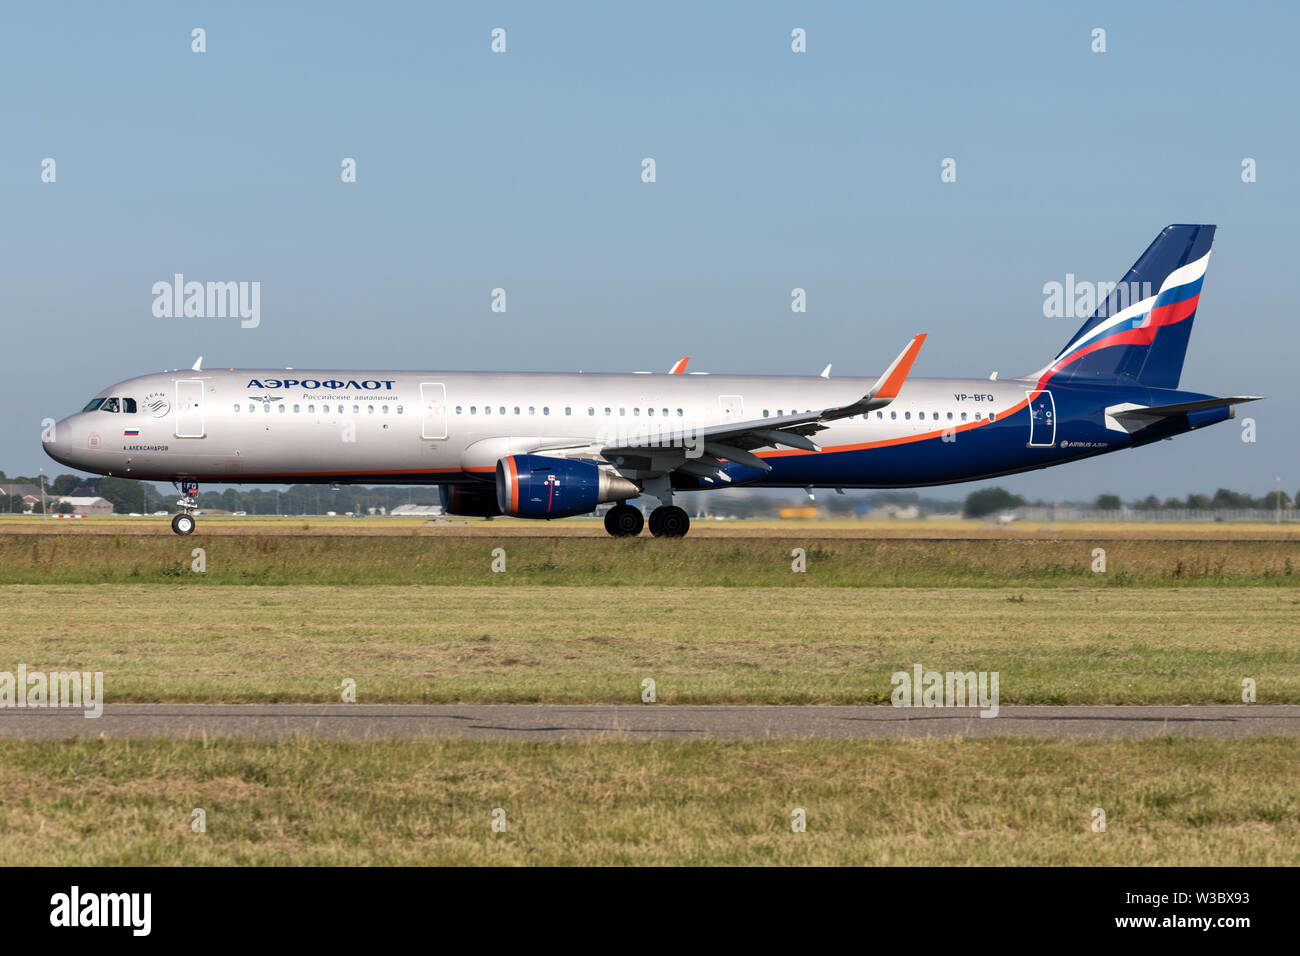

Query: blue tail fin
[[1040, 224, 1215, 389]]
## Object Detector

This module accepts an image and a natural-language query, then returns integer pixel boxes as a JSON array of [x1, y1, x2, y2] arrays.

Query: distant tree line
[[963, 486, 1296, 518], [0, 471, 446, 516]]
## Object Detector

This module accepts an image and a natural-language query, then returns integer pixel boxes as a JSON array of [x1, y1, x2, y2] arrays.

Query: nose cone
[[43, 416, 81, 469]]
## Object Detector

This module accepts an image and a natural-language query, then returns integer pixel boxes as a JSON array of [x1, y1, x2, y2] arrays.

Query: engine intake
[[496, 455, 639, 519]]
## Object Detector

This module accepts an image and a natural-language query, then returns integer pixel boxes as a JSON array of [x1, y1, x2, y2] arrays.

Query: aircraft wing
[[600, 334, 926, 481]]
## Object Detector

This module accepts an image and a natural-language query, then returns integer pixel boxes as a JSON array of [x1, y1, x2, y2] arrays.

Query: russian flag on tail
[[1037, 224, 1215, 390]]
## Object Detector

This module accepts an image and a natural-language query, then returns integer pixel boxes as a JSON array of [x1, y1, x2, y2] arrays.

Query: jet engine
[[495, 455, 639, 519]]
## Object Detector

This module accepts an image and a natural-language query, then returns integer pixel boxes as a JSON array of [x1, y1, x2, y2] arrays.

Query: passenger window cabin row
[[761, 408, 993, 423], [228, 402, 994, 423], [235, 403, 404, 415], [453, 405, 686, 417]]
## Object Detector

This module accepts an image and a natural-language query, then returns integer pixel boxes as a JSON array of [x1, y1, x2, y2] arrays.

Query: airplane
[[44, 224, 1259, 538]]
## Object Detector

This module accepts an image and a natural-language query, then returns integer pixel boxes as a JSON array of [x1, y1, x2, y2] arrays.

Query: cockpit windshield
[[87, 397, 135, 413]]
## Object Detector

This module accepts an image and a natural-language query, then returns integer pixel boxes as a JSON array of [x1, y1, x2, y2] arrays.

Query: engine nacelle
[[496, 455, 640, 519], [439, 483, 503, 517]]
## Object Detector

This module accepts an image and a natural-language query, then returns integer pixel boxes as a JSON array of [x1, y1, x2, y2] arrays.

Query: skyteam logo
[[142, 390, 170, 417]]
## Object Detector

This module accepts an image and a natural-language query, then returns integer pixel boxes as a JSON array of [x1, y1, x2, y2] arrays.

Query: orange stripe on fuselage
[[756, 396, 1030, 460]]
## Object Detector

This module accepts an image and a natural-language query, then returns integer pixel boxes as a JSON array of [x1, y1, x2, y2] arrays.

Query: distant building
[[0, 482, 41, 497], [0, 482, 43, 513], [0, 482, 41, 499], [51, 496, 114, 515], [876, 503, 920, 520], [389, 504, 444, 516]]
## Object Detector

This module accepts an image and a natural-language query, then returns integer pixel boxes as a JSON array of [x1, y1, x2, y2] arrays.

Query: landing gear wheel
[[604, 504, 644, 537], [649, 505, 690, 538], [171, 513, 196, 536]]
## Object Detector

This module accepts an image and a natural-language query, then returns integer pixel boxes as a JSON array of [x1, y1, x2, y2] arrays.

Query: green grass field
[[5, 513, 1299, 539], [2, 736, 1295, 865], [4, 525, 1296, 865], [3, 532, 1297, 587], [2, 585, 1296, 703]]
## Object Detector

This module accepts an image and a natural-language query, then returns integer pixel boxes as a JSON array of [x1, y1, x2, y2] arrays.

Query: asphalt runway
[[1, 704, 1297, 741]]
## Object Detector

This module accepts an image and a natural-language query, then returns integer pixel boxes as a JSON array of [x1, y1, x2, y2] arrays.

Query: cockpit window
[[82, 398, 105, 412], [100, 398, 120, 413], [122, 398, 137, 414]]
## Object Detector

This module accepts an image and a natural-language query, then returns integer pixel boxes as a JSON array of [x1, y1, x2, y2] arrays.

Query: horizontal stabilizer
[[1110, 396, 1262, 421], [1105, 396, 1262, 433]]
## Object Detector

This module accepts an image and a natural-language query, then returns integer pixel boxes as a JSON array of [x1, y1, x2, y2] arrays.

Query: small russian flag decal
[[124, 429, 139, 436]]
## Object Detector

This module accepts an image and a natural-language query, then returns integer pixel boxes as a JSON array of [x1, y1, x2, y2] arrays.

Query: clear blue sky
[[3, 1, 1295, 501]]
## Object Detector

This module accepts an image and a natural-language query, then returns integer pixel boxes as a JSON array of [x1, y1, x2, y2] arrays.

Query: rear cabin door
[[1026, 389, 1056, 447]]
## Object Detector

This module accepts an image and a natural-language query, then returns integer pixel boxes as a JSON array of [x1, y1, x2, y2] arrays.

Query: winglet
[[867, 333, 926, 400], [668, 357, 689, 374], [818, 334, 927, 422], [192, 356, 203, 371]]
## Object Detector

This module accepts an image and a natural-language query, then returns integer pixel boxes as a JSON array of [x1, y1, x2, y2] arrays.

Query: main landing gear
[[647, 505, 690, 538], [171, 480, 199, 535], [602, 502, 691, 538], [624, 474, 692, 538], [604, 503, 644, 537]]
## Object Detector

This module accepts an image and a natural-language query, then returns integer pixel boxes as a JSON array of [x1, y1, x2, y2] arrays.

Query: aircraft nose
[[42, 416, 80, 468]]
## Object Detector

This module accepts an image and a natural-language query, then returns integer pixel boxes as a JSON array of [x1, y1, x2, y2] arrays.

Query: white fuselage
[[47, 368, 1041, 487]]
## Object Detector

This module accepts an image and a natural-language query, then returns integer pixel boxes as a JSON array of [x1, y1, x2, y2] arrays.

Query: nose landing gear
[[171, 480, 199, 535]]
